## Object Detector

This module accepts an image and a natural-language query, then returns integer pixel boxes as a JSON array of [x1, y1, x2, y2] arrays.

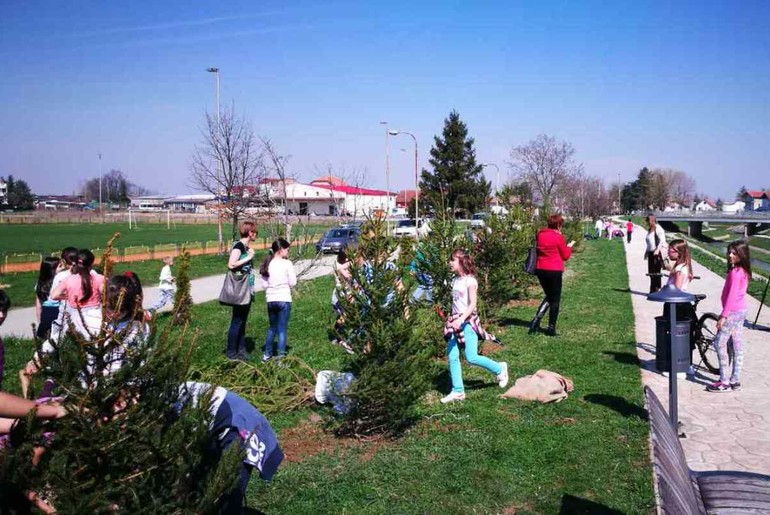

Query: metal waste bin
[[655, 314, 691, 373]]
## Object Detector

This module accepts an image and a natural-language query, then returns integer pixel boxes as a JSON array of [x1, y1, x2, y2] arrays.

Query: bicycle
[[646, 274, 728, 374]]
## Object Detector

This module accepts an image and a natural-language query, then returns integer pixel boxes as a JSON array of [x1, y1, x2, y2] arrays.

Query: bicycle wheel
[[695, 313, 720, 374]]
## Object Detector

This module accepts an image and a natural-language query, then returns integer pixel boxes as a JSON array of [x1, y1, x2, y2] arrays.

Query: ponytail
[[260, 238, 291, 277], [73, 249, 96, 303]]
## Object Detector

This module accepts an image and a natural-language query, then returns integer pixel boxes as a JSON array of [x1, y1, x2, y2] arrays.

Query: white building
[[721, 200, 745, 213], [695, 200, 717, 212]]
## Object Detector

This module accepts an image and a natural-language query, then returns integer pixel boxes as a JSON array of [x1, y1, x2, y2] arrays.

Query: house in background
[[742, 190, 770, 211], [695, 199, 717, 212], [721, 200, 745, 213]]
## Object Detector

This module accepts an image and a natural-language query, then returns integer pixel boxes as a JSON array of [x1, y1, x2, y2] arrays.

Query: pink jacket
[[720, 268, 748, 318]]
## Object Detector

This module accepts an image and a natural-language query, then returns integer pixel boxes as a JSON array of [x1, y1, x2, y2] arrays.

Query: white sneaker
[[440, 391, 466, 404], [497, 362, 509, 388]]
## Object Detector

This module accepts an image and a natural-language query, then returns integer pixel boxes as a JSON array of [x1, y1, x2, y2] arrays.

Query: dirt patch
[[502, 502, 535, 514], [279, 413, 394, 464], [480, 341, 505, 355], [506, 298, 541, 308], [554, 417, 577, 425]]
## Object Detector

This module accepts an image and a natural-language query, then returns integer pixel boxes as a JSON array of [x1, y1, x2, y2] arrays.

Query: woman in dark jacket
[[528, 214, 575, 336]]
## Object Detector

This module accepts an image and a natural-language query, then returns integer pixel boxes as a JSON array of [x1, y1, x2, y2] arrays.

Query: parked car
[[392, 218, 431, 238], [469, 212, 489, 229], [315, 227, 360, 254]]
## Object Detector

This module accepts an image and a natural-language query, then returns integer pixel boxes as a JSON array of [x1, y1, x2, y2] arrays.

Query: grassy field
[[1, 239, 654, 513], [0, 222, 332, 256]]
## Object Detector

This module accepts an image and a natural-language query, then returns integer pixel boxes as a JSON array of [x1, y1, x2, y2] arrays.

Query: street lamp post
[[98, 152, 102, 216], [379, 121, 391, 226], [481, 162, 500, 204], [389, 130, 419, 234], [617, 172, 622, 214], [207, 67, 223, 255]]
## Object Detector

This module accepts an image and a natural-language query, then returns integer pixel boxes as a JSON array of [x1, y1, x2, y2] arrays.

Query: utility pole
[[380, 121, 390, 231], [207, 67, 223, 255], [98, 152, 102, 217]]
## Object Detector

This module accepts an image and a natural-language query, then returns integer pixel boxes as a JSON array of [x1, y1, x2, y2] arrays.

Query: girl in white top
[[259, 239, 297, 362], [440, 249, 508, 404], [666, 239, 693, 291]]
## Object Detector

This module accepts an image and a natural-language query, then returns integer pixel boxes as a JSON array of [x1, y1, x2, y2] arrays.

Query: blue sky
[[1, 0, 768, 199]]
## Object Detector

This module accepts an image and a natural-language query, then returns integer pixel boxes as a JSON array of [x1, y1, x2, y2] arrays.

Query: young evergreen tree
[[420, 111, 491, 217], [173, 248, 193, 325], [335, 218, 433, 437], [473, 205, 538, 315], [1, 243, 240, 513]]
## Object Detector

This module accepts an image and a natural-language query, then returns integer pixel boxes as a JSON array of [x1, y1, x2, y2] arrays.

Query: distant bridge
[[653, 211, 770, 237]]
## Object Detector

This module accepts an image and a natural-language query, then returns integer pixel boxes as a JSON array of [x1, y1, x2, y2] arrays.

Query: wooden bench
[[645, 386, 770, 513]]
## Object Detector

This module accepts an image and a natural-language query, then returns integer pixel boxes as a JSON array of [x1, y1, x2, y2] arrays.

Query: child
[[97, 272, 151, 377], [176, 381, 284, 514], [0, 290, 9, 390], [50, 249, 105, 338], [149, 256, 176, 313], [330, 251, 354, 354], [49, 247, 78, 342], [260, 239, 297, 363], [441, 249, 508, 404], [626, 220, 634, 243], [35, 257, 62, 340], [666, 239, 693, 291], [707, 241, 752, 393]]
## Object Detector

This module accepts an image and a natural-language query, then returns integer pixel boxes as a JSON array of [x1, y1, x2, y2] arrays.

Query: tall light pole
[[389, 130, 419, 234], [481, 162, 500, 204], [617, 172, 622, 214], [98, 152, 102, 215], [207, 67, 223, 255], [380, 121, 391, 228]]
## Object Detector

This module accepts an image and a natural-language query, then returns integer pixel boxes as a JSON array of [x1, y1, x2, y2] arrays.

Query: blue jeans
[[447, 322, 503, 393], [226, 301, 252, 358], [264, 302, 292, 358]]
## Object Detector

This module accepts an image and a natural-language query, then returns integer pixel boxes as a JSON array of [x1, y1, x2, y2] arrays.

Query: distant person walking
[[707, 241, 752, 393], [626, 220, 634, 243], [225, 222, 257, 361], [260, 239, 297, 363], [594, 218, 604, 239], [149, 256, 176, 313], [528, 214, 575, 337], [644, 215, 666, 293]]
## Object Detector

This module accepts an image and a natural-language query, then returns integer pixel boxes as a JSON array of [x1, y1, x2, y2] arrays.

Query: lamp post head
[[388, 130, 399, 136], [206, 67, 219, 73], [647, 284, 695, 304]]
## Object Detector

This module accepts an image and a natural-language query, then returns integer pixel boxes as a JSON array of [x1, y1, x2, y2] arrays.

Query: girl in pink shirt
[[707, 240, 752, 393], [51, 249, 105, 338]]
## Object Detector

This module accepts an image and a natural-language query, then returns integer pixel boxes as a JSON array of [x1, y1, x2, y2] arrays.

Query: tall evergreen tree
[[420, 111, 490, 217], [2, 175, 35, 211]]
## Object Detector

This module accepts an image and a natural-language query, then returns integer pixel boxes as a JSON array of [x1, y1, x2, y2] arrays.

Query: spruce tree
[[335, 218, 433, 437], [473, 205, 538, 315], [173, 248, 193, 325], [1, 242, 240, 513], [420, 111, 491, 217]]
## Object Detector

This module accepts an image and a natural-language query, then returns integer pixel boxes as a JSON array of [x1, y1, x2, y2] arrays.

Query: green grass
[[0, 222, 332, 256], [1, 240, 654, 513]]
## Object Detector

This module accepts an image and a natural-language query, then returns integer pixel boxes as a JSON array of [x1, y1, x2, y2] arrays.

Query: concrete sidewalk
[[623, 225, 770, 474], [0, 255, 337, 339]]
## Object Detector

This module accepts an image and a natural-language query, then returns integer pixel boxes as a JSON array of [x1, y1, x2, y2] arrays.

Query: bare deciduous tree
[[260, 136, 293, 238], [508, 134, 583, 208], [190, 106, 265, 238]]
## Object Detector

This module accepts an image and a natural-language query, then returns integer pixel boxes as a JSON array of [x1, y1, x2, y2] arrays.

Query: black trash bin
[[655, 314, 691, 373]]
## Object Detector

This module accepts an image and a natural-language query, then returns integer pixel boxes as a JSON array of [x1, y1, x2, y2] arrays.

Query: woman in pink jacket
[[707, 240, 752, 393]]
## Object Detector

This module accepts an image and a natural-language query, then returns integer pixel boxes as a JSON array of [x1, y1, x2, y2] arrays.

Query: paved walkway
[[0, 255, 337, 339], [623, 224, 770, 474]]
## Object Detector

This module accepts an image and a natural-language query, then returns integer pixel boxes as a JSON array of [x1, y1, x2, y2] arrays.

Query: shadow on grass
[[497, 317, 531, 328], [559, 494, 623, 514], [611, 287, 649, 297], [583, 394, 648, 421], [602, 350, 639, 366], [433, 370, 494, 393]]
